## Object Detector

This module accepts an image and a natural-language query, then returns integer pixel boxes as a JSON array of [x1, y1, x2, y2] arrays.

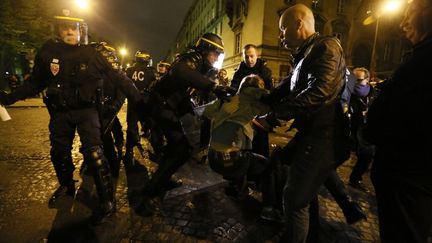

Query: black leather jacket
[[271, 33, 346, 133], [365, 37, 432, 173]]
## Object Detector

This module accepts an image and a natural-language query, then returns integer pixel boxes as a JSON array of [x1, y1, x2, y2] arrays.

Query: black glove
[[0, 91, 16, 106], [252, 112, 281, 132], [101, 103, 118, 118], [213, 85, 236, 101]]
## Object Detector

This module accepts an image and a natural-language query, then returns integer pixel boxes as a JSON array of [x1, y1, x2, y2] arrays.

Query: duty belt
[[208, 149, 246, 167]]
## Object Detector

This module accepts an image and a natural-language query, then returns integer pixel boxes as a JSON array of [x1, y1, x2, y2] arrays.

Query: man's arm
[[170, 59, 215, 91], [274, 38, 345, 118]]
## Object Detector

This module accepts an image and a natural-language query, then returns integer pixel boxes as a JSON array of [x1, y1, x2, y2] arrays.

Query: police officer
[[0, 9, 141, 224], [135, 33, 228, 216], [124, 51, 157, 165], [156, 61, 171, 81], [91, 42, 126, 179]]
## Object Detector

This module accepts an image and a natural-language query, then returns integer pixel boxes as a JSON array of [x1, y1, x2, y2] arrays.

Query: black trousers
[[142, 107, 192, 197], [126, 103, 140, 149], [371, 157, 432, 243]]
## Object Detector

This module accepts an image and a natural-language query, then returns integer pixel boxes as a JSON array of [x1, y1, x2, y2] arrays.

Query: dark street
[[0, 100, 379, 242]]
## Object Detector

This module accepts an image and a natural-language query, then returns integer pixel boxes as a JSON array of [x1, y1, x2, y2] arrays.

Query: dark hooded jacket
[[230, 58, 273, 91]]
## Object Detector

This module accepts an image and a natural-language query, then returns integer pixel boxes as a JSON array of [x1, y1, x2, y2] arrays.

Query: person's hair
[[238, 74, 264, 93], [243, 44, 257, 52], [353, 67, 370, 80]]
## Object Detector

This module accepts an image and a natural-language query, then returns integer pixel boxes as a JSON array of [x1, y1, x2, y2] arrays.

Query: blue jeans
[[281, 132, 335, 243]]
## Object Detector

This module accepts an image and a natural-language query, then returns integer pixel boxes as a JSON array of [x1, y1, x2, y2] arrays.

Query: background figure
[[230, 44, 273, 91], [0, 9, 142, 225], [216, 68, 229, 86], [271, 4, 347, 242], [364, 1, 432, 242], [125, 50, 157, 165], [347, 67, 375, 193], [91, 42, 126, 179], [156, 61, 171, 81], [7, 74, 19, 93]]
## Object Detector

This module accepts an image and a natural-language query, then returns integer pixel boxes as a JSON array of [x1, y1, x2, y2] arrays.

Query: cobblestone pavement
[[0, 104, 380, 243]]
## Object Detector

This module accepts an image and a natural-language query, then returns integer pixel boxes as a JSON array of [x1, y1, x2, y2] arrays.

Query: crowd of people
[[0, 1, 431, 242]]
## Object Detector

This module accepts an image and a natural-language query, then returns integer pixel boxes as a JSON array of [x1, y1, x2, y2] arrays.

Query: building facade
[[167, 0, 409, 83]]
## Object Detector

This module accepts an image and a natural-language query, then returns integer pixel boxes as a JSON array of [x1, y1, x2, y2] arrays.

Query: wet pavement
[[0, 102, 380, 242]]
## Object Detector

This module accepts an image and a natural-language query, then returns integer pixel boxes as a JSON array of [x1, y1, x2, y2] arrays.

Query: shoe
[[135, 196, 161, 217], [115, 144, 123, 161], [260, 207, 284, 223], [91, 200, 116, 225], [224, 185, 248, 201], [343, 201, 367, 224], [148, 151, 162, 163], [349, 180, 370, 193], [163, 178, 183, 190], [48, 184, 75, 208], [123, 149, 135, 167]]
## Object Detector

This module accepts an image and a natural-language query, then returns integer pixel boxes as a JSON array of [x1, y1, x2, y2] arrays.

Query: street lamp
[[119, 47, 128, 69], [75, 0, 90, 10], [363, 0, 403, 76]]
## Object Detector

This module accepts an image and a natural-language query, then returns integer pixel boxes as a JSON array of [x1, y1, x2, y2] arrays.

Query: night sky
[[84, 0, 195, 63]]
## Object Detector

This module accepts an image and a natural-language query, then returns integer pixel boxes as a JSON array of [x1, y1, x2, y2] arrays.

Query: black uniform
[[100, 72, 126, 179], [0, 39, 141, 223], [138, 50, 216, 204], [125, 62, 157, 158]]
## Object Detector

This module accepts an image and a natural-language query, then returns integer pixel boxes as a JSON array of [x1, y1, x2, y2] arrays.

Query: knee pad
[[84, 146, 107, 168]]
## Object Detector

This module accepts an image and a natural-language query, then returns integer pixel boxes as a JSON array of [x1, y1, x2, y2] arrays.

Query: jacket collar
[[293, 32, 320, 64]]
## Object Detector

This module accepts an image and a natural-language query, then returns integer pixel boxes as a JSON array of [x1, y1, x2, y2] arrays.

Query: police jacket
[[7, 39, 140, 110], [126, 63, 157, 92], [153, 49, 216, 116], [365, 36, 432, 174], [270, 33, 346, 134], [230, 58, 273, 91]]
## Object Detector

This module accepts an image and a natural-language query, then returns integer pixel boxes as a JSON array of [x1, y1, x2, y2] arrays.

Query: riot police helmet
[[194, 33, 224, 55], [53, 9, 88, 45], [135, 50, 152, 66]]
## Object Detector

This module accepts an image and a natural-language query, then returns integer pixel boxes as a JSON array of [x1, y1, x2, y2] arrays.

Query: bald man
[[267, 4, 347, 242], [365, 0, 432, 242]]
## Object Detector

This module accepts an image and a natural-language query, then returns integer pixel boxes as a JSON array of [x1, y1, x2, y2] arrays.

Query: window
[[235, 33, 241, 54], [312, 0, 319, 9], [384, 41, 392, 61], [337, 0, 345, 14]]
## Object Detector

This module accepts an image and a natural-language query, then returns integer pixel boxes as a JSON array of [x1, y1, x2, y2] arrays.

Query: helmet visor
[[213, 53, 225, 69], [58, 22, 80, 31]]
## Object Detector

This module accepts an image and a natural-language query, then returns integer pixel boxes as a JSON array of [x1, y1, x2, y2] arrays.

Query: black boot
[[325, 171, 366, 224], [91, 200, 116, 225], [123, 148, 134, 168], [86, 147, 117, 225], [48, 183, 75, 208], [343, 201, 367, 224], [49, 151, 75, 208]]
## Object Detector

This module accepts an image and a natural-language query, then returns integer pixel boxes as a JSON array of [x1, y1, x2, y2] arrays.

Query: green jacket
[[203, 87, 269, 142]]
